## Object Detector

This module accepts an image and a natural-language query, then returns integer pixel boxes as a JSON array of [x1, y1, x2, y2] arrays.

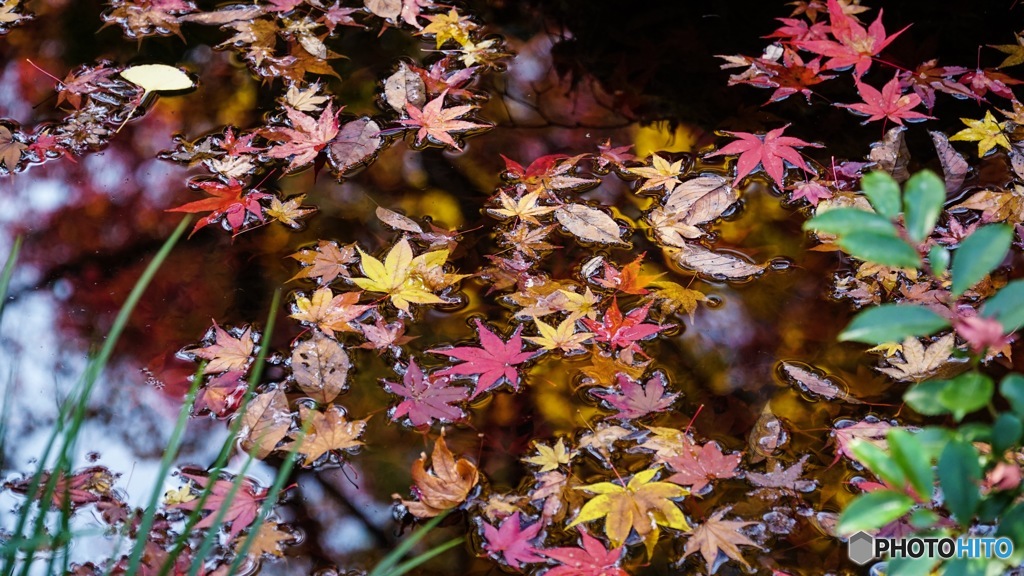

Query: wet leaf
[[384, 62, 426, 112], [235, 522, 294, 558], [190, 321, 254, 375], [525, 317, 593, 353], [291, 333, 351, 403], [644, 280, 707, 321], [385, 358, 468, 427], [482, 511, 544, 569], [327, 117, 383, 175], [398, 432, 479, 518], [648, 174, 739, 244], [120, 64, 194, 93], [376, 206, 423, 233], [705, 124, 821, 188], [667, 243, 767, 280], [877, 334, 957, 382], [540, 528, 628, 576], [397, 90, 490, 150], [523, 438, 575, 472], [266, 194, 316, 228], [239, 388, 291, 459], [833, 420, 892, 462], [290, 287, 372, 337], [429, 319, 537, 398], [289, 240, 358, 284], [838, 74, 931, 125], [195, 370, 247, 417], [555, 204, 627, 246], [779, 362, 859, 403], [365, 0, 400, 20], [265, 103, 341, 172], [952, 185, 1024, 224], [0, 126, 26, 170], [166, 178, 271, 237], [746, 455, 816, 491], [592, 372, 678, 420], [950, 111, 1011, 157], [868, 126, 910, 182], [284, 404, 368, 466], [664, 440, 741, 493], [174, 472, 267, 538], [930, 131, 969, 193], [352, 239, 455, 312], [682, 508, 761, 572]]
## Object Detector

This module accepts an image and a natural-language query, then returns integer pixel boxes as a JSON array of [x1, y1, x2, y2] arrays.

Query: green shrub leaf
[[835, 231, 921, 268], [837, 490, 914, 534], [902, 170, 946, 243], [982, 279, 1024, 333], [938, 440, 981, 524], [950, 224, 1012, 297], [888, 429, 933, 501], [861, 171, 902, 218], [937, 371, 993, 421], [1000, 374, 1024, 419], [839, 304, 950, 344]]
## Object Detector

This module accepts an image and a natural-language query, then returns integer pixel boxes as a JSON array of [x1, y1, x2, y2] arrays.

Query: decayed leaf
[[397, 432, 479, 518], [644, 280, 708, 322], [384, 62, 426, 112], [779, 361, 860, 403], [291, 333, 351, 403], [832, 419, 892, 462], [952, 185, 1024, 224], [667, 243, 768, 280], [235, 522, 295, 558], [682, 508, 761, 572], [930, 131, 969, 193], [868, 126, 910, 182], [327, 117, 383, 175], [648, 175, 739, 245], [746, 455, 816, 492], [239, 388, 291, 459], [284, 404, 368, 466], [190, 322, 255, 375], [876, 334, 957, 382], [289, 240, 358, 284], [569, 468, 690, 556], [555, 204, 627, 246], [748, 404, 788, 462], [376, 206, 423, 233]]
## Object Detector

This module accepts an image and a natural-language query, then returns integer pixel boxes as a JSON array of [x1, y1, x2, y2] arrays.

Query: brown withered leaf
[[376, 206, 423, 233], [930, 131, 968, 193], [240, 388, 291, 459], [683, 508, 761, 572], [648, 175, 739, 245], [779, 361, 861, 403], [235, 522, 295, 558], [289, 240, 358, 285], [365, 0, 401, 19], [746, 455, 816, 491], [644, 280, 708, 322], [397, 432, 479, 518], [0, 126, 26, 171], [181, 6, 263, 25], [284, 404, 367, 466], [190, 322, 254, 375], [667, 243, 767, 280], [384, 62, 426, 112], [327, 117, 383, 175], [578, 348, 648, 387], [555, 204, 627, 246], [868, 126, 910, 182], [747, 403, 788, 463], [952, 185, 1024, 224], [291, 333, 351, 403], [876, 334, 960, 382]]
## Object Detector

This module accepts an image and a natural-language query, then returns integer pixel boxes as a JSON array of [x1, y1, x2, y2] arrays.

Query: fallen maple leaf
[[429, 319, 538, 398], [592, 372, 678, 420], [949, 111, 1011, 157], [569, 467, 690, 557], [283, 404, 368, 466], [397, 431, 479, 518], [239, 388, 292, 459], [647, 174, 740, 244], [288, 240, 358, 284], [482, 511, 545, 569], [682, 508, 761, 572], [525, 317, 594, 353], [265, 102, 340, 172], [166, 178, 271, 237], [189, 321, 254, 375], [592, 255, 662, 295], [289, 287, 372, 337], [173, 472, 267, 538], [795, 0, 907, 77], [876, 334, 957, 382], [385, 358, 469, 427], [990, 33, 1024, 69], [706, 124, 821, 189], [195, 370, 247, 417], [838, 74, 933, 125], [746, 455, 817, 492], [358, 316, 416, 353], [664, 439, 741, 494], [397, 90, 490, 150], [235, 522, 295, 559], [523, 437, 576, 472], [540, 528, 628, 576], [581, 299, 672, 354], [352, 238, 454, 312]]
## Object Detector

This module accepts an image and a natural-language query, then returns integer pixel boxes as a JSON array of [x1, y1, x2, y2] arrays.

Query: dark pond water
[[2, 1, 1024, 575]]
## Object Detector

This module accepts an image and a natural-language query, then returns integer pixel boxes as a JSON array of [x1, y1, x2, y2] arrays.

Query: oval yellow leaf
[[120, 64, 195, 93]]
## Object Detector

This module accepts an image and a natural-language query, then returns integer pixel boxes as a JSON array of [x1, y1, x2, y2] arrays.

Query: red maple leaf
[[194, 370, 247, 417], [958, 68, 1024, 101], [789, 180, 833, 206], [397, 90, 490, 150], [705, 124, 821, 189], [592, 254, 661, 295], [582, 299, 672, 354], [265, 102, 341, 172], [173, 472, 267, 538], [55, 63, 121, 109], [428, 319, 538, 399], [540, 528, 628, 576], [482, 511, 545, 570], [795, 0, 908, 78], [384, 358, 469, 427], [166, 178, 271, 237], [898, 59, 972, 111], [592, 372, 678, 420], [765, 17, 831, 43], [413, 58, 478, 99], [664, 439, 742, 494], [838, 74, 933, 125], [595, 139, 635, 172]]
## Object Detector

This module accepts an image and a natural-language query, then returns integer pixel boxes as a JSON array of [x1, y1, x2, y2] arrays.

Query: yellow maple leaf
[[266, 194, 316, 228], [351, 238, 454, 312], [525, 317, 593, 353], [949, 111, 1011, 157], [559, 287, 601, 321], [627, 154, 684, 192], [420, 8, 476, 48], [283, 405, 368, 466], [645, 280, 708, 322], [523, 438, 575, 472], [569, 467, 690, 557], [290, 287, 370, 337], [488, 190, 556, 225]]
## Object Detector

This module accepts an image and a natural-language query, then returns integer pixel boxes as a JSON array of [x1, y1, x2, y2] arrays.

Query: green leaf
[[885, 556, 939, 576], [835, 231, 921, 268], [950, 224, 1012, 297], [983, 279, 1024, 332], [993, 413, 1023, 454], [937, 440, 981, 524], [850, 438, 905, 488], [804, 207, 899, 236], [995, 502, 1024, 553], [837, 490, 914, 534], [928, 245, 949, 277], [888, 429, 933, 501], [861, 171, 902, 218], [905, 380, 951, 416], [942, 558, 990, 576], [839, 304, 950, 344], [902, 170, 946, 243], [937, 371, 993, 421], [1000, 374, 1024, 418], [908, 509, 939, 529]]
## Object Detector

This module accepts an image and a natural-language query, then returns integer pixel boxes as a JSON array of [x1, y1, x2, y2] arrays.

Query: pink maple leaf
[[664, 439, 741, 493], [265, 102, 341, 172], [540, 528, 628, 576], [838, 74, 933, 125], [592, 372, 678, 420], [429, 319, 538, 399], [166, 178, 271, 237], [795, 0, 908, 78], [173, 472, 267, 538], [958, 68, 1024, 101], [482, 511, 545, 569], [397, 90, 490, 151], [384, 358, 469, 427], [705, 124, 821, 189], [581, 299, 672, 354], [790, 181, 833, 206]]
